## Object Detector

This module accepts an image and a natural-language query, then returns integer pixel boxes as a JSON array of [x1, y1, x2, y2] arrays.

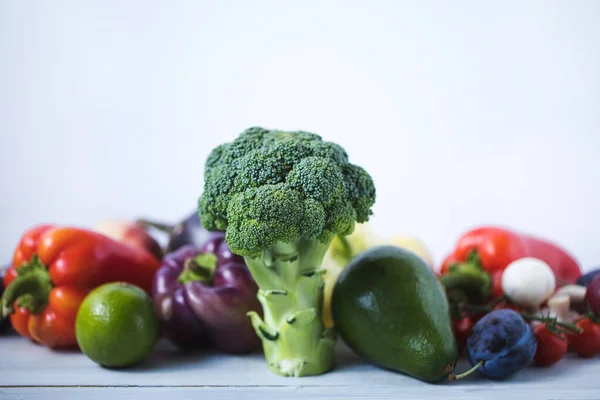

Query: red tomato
[[532, 324, 568, 367], [567, 318, 600, 358], [453, 316, 474, 355]]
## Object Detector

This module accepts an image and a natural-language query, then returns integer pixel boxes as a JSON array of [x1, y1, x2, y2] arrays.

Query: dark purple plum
[[466, 309, 537, 379]]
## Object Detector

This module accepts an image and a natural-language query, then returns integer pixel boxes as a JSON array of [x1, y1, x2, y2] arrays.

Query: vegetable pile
[[1, 126, 599, 384], [440, 226, 600, 379]]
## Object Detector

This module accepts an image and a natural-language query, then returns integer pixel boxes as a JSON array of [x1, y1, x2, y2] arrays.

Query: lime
[[75, 282, 159, 368]]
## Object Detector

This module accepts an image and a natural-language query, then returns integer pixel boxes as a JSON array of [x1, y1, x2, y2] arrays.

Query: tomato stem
[[521, 313, 582, 335], [453, 298, 584, 336]]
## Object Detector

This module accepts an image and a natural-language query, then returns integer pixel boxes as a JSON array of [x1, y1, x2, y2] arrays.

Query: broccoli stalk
[[245, 239, 335, 377], [198, 127, 376, 377]]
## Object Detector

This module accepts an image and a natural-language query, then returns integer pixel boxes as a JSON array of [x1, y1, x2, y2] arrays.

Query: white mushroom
[[554, 284, 587, 304], [535, 289, 583, 322], [502, 257, 556, 311], [549, 294, 580, 323]]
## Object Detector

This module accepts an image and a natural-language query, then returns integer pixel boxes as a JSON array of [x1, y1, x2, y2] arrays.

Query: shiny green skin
[[332, 246, 458, 383], [75, 283, 159, 368]]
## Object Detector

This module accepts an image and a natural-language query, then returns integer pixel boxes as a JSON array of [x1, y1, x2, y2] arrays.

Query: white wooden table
[[1, 330, 599, 399]]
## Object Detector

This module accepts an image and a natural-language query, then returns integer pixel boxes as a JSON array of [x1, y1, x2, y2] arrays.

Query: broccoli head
[[198, 127, 376, 257], [198, 127, 376, 377]]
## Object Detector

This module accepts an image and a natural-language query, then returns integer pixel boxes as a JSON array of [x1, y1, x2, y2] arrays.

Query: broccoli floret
[[198, 127, 376, 377], [199, 127, 375, 257]]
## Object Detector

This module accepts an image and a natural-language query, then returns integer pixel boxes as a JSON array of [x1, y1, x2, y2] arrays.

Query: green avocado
[[332, 245, 458, 383]]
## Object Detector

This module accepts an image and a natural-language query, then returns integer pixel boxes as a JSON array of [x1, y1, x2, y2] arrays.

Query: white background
[[1, 1, 598, 271]]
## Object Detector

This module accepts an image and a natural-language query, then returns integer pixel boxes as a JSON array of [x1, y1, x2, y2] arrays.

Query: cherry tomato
[[567, 318, 600, 358], [453, 316, 474, 355], [532, 324, 568, 367]]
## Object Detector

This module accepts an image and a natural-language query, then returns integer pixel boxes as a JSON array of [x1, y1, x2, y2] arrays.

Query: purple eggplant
[[152, 235, 262, 353], [138, 211, 224, 254]]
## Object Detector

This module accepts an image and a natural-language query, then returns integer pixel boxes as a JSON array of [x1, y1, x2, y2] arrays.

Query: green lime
[[75, 282, 159, 368]]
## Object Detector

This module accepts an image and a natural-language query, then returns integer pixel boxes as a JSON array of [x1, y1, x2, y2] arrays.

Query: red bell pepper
[[440, 226, 581, 304], [1, 224, 161, 349]]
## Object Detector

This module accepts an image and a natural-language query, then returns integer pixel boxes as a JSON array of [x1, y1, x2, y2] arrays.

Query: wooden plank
[[1, 386, 599, 400], [2, 333, 600, 399]]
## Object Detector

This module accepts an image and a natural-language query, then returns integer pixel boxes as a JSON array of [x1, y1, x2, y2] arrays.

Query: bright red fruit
[[532, 324, 568, 367], [567, 318, 600, 358]]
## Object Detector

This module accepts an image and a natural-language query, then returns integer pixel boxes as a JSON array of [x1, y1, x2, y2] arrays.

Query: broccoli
[[198, 127, 376, 377]]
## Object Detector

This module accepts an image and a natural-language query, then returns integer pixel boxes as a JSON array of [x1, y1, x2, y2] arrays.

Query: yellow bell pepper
[[321, 223, 434, 327], [386, 235, 434, 267]]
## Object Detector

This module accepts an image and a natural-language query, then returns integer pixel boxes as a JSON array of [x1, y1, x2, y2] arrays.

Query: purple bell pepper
[[152, 235, 262, 353]]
